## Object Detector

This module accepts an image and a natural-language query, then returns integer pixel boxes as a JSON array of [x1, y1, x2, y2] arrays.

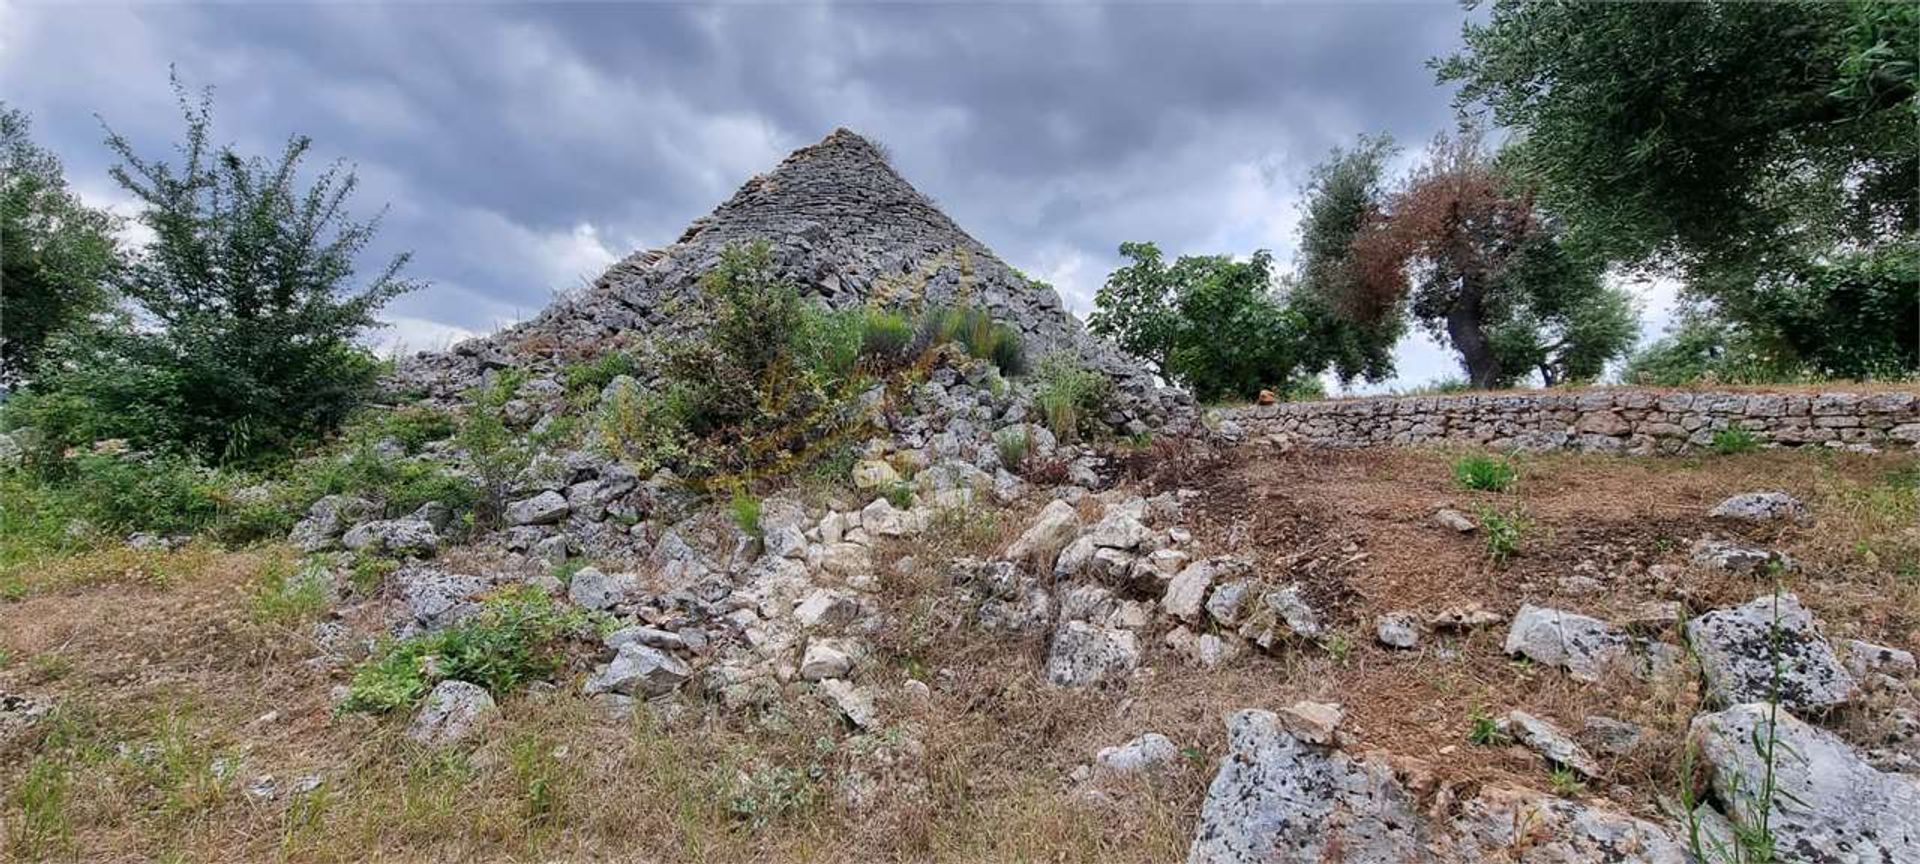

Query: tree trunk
[[1446, 285, 1501, 389]]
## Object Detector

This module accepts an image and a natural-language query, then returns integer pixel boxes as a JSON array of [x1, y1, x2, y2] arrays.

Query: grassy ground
[[2, 444, 1914, 862]]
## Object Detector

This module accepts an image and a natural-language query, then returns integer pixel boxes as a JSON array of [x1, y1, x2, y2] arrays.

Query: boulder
[[1046, 621, 1140, 688], [859, 498, 923, 537], [800, 638, 862, 682], [1685, 592, 1855, 711], [1004, 499, 1081, 572], [1275, 701, 1343, 745], [1085, 507, 1153, 551], [1504, 605, 1631, 682], [567, 567, 636, 611], [400, 569, 488, 630], [0, 692, 53, 747], [585, 643, 691, 697], [1160, 559, 1222, 623], [406, 680, 495, 747], [793, 589, 862, 630], [851, 459, 900, 490], [288, 494, 375, 552], [341, 518, 440, 557], [1185, 709, 1688, 864], [1205, 580, 1252, 628], [1691, 703, 1920, 863], [1709, 491, 1810, 524], [506, 490, 570, 526], [1844, 638, 1916, 678]]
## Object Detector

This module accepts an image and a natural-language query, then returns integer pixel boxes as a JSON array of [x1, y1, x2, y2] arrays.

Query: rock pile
[[392, 128, 1189, 432]]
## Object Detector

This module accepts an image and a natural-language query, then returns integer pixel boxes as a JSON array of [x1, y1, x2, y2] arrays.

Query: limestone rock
[[801, 638, 862, 682], [1276, 701, 1343, 745], [1686, 592, 1855, 710], [0, 692, 53, 747], [1375, 612, 1420, 649], [1046, 621, 1140, 688], [1205, 579, 1252, 628], [1844, 639, 1916, 678], [1498, 710, 1599, 776], [566, 567, 636, 611], [1161, 558, 1227, 623], [407, 681, 495, 747], [585, 643, 691, 697], [341, 518, 440, 557], [851, 459, 900, 490], [1431, 507, 1477, 533], [1690, 538, 1794, 575], [1094, 732, 1179, 776], [1004, 499, 1081, 573], [506, 490, 570, 526], [818, 678, 878, 729], [1504, 604, 1631, 682], [1185, 709, 1688, 864], [1691, 703, 1920, 863], [1709, 491, 1810, 524]]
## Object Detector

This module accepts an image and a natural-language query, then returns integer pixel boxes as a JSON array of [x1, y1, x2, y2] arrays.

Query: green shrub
[[341, 586, 588, 714], [1034, 353, 1113, 443], [457, 372, 531, 528], [20, 77, 417, 463], [561, 351, 640, 396], [1477, 504, 1529, 565], [1711, 427, 1760, 455], [375, 406, 457, 454], [882, 479, 917, 510], [993, 426, 1032, 469], [921, 306, 1027, 376], [249, 556, 332, 629], [858, 309, 915, 365], [730, 489, 763, 538], [1452, 454, 1517, 492], [288, 440, 478, 522]]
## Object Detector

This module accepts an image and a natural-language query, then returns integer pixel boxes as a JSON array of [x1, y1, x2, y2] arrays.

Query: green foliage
[[1292, 136, 1405, 384], [1451, 454, 1516, 492], [1034, 353, 1113, 444], [1547, 765, 1586, 798], [19, 76, 419, 463], [1467, 707, 1509, 746], [374, 406, 458, 455], [728, 764, 823, 831], [1621, 313, 1811, 387], [730, 488, 763, 538], [1477, 505, 1529, 565], [882, 479, 917, 511], [288, 438, 479, 522], [249, 556, 332, 629], [1439, 1, 1916, 376], [341, 587, 587, 714], [1711, 428, 1761, 456], [993, 426, 1032, 469], [0, 104, 120, 386], [456, 371, 530, 528], [6, 756, 72, 858], [561, 351, 641, 397], [858, 308, 915, 365], [921, 306, 1027, 376], [1090, 242, 1315, 402]]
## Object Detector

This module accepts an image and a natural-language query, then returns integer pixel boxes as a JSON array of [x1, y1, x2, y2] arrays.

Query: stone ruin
[[395, 128, 1189, 433]]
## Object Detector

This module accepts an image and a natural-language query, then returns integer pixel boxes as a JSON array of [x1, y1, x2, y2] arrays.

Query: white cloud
[[369, 315, 476, 358]]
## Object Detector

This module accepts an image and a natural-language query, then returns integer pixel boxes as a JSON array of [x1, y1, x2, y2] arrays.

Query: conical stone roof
[[400, 128, 1183, 428]]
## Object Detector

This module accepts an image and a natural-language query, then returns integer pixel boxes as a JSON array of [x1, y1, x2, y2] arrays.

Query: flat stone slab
[[1685, 592, 1855, 711]]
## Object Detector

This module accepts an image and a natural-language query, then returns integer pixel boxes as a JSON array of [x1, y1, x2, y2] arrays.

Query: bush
[[24, 76, 418, 463], [1477, 504, 1528, 565], [375, 406, 458, 454], [341, 586, 589, 714], [858, 309, 915, 366], [993, 426, 1032, 469], [730, 489, 763, 538], [561, 351, 640, 397], [1711, 427, 1760, 455], [287, 440, 478, 522], [921, 306, 1027, 376], [1452, 454, 1516, 492], [1034, 353, 1113, 443]]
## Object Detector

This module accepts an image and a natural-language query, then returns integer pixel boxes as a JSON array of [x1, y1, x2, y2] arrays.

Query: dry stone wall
[[1220, 389, 1920, 454]]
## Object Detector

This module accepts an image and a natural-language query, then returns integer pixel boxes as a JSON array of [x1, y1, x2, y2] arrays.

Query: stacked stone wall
[[1220, 389, 1920, 454]]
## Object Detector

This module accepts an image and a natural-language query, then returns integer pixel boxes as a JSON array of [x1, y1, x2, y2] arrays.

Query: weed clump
[[341, 587, 592, 714], [1034, 353, 1113, 444], [1711, 427, 1760, 455], [1452, 453, 1516, 492]]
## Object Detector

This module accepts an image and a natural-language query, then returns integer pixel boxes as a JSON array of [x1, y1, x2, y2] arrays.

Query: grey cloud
[[3, 1, 1470, 372]]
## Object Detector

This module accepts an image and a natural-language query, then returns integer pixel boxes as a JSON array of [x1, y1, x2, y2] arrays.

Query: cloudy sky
[[3, 1, 1675, 391]]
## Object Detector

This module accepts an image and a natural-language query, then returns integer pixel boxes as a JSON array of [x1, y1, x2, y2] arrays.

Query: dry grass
[[2, 444, 1914, 861]]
